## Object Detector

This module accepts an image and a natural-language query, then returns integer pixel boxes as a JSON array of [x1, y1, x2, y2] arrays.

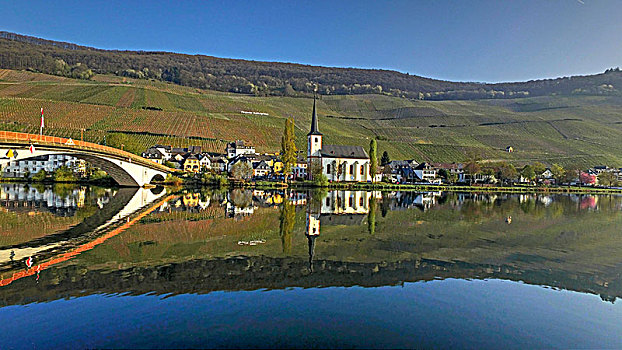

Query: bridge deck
[[0, 131, 171, 172]]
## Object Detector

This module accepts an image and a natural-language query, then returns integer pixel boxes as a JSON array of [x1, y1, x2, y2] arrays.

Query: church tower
[[307, 95, 323, 179], [307, 95, 322, 157]]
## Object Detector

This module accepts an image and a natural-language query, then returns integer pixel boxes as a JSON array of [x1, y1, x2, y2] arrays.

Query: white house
[[2, 154, 82, 178], [142, 147, 165, 164], [226, 140, 256, 159], [307, 97, 371, 182], [413, 163, 440, 184], [198, 154, 211, 170]]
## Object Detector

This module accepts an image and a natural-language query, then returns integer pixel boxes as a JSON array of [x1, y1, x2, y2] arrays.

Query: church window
[[360, 165, 364, 175], [326, 197, 330, 206], [326, 164, 331, 174], [349, 164, 354, 174]]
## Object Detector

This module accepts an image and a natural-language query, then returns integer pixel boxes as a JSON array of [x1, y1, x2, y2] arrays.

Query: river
[[0, 184, 620, 348]]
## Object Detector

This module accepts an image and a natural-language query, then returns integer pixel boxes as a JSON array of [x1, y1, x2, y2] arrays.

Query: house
[[432, 163, 464, 182], [386, 160, 419, 183], [253, 154, 283, 178], [226, 140, 255, 159], [374, 167, 384, 183], [198, 154, 211, 170], [183, 154, 200, 173], [293, 156, 308, 179], [413, 162, 441, 184], [210, 156, 227, 173], [307, 96, 371, 182], [2, 154, 81, 178], [252, 160, 271, 178], [269, 157, 284, 174], [141, 147, 165, 164], [153, 145, 173, 160], [227, 155, 254, 173], [538, 168, 555, 184]]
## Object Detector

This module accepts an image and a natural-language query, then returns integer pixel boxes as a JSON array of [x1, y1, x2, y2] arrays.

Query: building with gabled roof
[[183, 154, 200, 173], [306, 96, 371, 182], [226, 140, 255, 159]]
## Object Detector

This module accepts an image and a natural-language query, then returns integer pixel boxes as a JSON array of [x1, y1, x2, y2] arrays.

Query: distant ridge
[[1, 31, 621, 100]]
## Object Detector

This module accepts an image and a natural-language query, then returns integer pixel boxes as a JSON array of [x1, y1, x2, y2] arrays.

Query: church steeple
[[308, 94, 322, 136], [307, 94, 323, 172]]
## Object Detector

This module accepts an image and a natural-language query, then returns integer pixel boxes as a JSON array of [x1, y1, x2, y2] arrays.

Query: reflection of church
[[305, 190, 377, 269]]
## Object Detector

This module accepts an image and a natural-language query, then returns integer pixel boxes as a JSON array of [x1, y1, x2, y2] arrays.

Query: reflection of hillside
[[0, 255, 620, 307]]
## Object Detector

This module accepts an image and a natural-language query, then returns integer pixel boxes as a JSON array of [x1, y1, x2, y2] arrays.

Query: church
[[307, 97, 371, 182]]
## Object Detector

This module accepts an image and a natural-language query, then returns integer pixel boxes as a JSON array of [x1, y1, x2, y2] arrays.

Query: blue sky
[[2, 0, 621, 82]]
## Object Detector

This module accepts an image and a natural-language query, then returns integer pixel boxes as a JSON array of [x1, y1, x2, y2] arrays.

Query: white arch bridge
[[0, 131, 171, 187]]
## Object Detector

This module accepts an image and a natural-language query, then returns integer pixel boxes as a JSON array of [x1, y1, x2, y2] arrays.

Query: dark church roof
[[308, 95, 322, 136], [320, 145, 369, 159]]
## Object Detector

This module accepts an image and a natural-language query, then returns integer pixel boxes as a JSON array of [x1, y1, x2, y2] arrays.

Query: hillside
[[1, 69, 622, 167], [2, 31, 622, 100]]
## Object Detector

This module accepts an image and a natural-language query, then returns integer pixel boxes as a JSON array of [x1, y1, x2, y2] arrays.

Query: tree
[[32, 169, 47, 182], [580, 172, 597, 185], [532, 162, 546, 179], [380, 151, 390, 166], [331, 160, 345, 181], [369, 139, 377, 182], [521, 165, 536, 183], [497, 162, 517, 183], [53, 166, 76, 182], [598, 171, 617, 187], [550, 163, 565, 184], [464, 152, 481, 184], [563, 165, 581, 185], [230, 189, 252, 208], [309, 160, 328, 186], [280, 118, 297, 179], [368, 197, 376, 235], [279, 199, 295, 254], [230, 161, 253, 181]]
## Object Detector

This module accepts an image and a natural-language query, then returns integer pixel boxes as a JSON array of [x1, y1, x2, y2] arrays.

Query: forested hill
[[1, 31, 621, 100]]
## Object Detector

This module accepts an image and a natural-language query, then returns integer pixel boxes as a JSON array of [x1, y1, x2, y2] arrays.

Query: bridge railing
[[0, 131, 172, 172]]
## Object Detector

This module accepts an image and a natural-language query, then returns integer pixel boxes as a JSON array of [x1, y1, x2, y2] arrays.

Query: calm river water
[[0, 184, 621, 349]]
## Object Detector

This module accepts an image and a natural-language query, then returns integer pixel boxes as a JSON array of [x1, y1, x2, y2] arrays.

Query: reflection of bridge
[[0, 131, 171, 186], [0, 186, 171, 281]]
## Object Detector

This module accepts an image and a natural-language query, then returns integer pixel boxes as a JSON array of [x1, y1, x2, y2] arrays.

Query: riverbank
[[256, 181, 622, 194], [0, 177, 117, 187]]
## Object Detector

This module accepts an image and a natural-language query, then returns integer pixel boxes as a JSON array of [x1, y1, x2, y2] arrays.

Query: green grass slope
[[1, 69, 622, 167]]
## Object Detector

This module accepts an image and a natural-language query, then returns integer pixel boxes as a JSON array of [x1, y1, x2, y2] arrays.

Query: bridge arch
[[0, 132, 171, 187]]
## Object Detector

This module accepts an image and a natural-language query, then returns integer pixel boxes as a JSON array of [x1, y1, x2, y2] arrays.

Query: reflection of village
[[0, 184, 113, 217], [3, 186, 622, 306], [2, 182, 620, 222], [151, 189, 622, 269]]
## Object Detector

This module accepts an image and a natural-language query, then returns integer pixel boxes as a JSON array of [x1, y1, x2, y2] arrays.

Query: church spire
[[308, 94, 322, 136]]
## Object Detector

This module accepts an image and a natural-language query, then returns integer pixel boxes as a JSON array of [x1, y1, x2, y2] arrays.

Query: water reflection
[[0, 187, 622, 306], [0, 184, 168, 286], [0, 183, 114, 217]]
